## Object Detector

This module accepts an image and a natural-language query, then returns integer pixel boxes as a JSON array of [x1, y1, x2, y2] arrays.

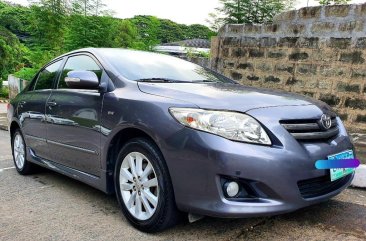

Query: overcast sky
[[8, 0, 366, 26]]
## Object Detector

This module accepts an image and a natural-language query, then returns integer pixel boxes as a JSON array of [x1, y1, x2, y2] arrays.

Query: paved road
[[0, 130, 365, 241], [0, 103, 6, 113], [0, 103, 8, 131]]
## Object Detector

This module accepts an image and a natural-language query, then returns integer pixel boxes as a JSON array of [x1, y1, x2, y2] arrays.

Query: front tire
[[12, 129, 37, 175], [114, 138, 180, 233]]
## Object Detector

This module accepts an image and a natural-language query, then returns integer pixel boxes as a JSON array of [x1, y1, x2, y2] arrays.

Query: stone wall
[[187, 56, 211, 69], [211, 4, 366, 133]]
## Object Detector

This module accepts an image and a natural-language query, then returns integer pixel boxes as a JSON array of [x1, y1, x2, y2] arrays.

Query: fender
[[100, 122, 163, 171]]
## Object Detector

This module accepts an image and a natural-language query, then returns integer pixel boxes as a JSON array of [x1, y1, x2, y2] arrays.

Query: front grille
[[297, 174, 352, 199], [281, 118, 339, 140]]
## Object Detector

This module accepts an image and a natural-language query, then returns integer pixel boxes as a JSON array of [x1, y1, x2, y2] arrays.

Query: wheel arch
[[103, 126, 173, 195], [9, 120, 21, 141]]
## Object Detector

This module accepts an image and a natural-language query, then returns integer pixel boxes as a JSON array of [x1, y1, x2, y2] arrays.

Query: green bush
[[0, 26, 25, 80], [14, 67, 38, 81], [0, 87, 9, 98], [186, 48, 211, 59]]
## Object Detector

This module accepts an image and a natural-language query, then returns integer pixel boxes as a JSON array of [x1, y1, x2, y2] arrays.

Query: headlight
[[169, 108, 271, 145]]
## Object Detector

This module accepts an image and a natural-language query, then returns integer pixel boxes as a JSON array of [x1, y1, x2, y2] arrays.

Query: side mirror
[[65, 71, 99, 89]]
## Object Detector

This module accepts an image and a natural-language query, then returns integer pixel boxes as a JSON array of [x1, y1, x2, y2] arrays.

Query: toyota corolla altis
[[8, 48, 354, 232]]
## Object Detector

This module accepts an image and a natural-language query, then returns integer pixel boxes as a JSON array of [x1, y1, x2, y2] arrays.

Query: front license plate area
[[328, 150, 355, 182]]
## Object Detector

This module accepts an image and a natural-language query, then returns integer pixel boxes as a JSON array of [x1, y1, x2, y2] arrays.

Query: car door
[[46, 54, 103, 176], [18, 60, 63, 160]]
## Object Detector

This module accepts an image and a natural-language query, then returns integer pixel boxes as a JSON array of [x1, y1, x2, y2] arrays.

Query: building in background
[[154, 38, 211, 56]]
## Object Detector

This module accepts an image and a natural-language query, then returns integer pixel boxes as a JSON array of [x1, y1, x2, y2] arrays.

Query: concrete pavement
[[0, 129, 365, 240], [0, 103, 6, 113], [0, 103, 7, 131]]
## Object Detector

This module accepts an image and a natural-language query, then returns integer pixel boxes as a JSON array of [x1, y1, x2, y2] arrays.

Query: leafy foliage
[[13, 67, 39, 81], [207, 0, 295, 30], [28, 0, 68, 52], [0, 1, 31, 35], [317, 0, 351, 5], [0, 0, 215, 87], [129, 15, 161, 50], [65, 15, 117, 50], [0, 86, 9, 98], [113, 20, 140, 48], [130, 15, 215, 50], [65, 0, 118, 50], [71, 0, 109, 16], [0, 26, 25, 81], [184, 24, 216, 39]]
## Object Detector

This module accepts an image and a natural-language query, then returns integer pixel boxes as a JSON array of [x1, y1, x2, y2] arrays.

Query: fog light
[[224, 181, 240, 198]]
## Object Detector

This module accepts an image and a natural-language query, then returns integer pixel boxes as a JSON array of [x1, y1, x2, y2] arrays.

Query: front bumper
[[161, 106, 354, 218]]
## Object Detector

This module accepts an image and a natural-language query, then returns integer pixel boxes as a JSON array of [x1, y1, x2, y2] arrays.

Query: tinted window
[[58, 55, 102, 89], [34, 60, 62, 90], [100, 49, 232, 83]]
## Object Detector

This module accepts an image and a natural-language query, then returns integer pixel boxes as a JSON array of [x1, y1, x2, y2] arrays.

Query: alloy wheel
[[13, 133, 25, 169], [119, 152, 159, 221]]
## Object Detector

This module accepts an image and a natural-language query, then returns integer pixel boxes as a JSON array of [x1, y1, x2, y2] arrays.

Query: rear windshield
[[100, 49, 233, 83]]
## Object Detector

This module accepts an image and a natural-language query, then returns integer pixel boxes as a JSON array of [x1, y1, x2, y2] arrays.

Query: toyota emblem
[[320, 114, 332, 130]]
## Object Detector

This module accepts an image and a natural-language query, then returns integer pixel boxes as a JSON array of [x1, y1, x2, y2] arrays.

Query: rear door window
[[33, 60, 62, 91]]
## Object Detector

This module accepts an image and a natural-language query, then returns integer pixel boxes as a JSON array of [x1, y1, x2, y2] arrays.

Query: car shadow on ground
[[31, 168, 366, 240]]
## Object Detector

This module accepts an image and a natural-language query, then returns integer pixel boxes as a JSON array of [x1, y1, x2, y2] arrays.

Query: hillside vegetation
[[0, 0, 215, 89]]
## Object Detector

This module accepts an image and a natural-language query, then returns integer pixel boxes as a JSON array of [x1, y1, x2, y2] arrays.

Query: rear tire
[[114, 138, 181, 233], [12, 129, 37, 175]]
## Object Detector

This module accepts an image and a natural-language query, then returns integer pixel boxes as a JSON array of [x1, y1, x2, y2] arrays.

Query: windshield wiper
[[194, 80, 240, 85], [192, 80, 220, 83], [136, 78, 190, 83]]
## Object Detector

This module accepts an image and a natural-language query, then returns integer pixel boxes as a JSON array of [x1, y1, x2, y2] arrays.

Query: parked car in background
[[8, 48, 355, 232]]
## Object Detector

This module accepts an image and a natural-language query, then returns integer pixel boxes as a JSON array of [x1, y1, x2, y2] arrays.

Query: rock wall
[[187, 56, 211, 69], [211, 4, 366, 132]]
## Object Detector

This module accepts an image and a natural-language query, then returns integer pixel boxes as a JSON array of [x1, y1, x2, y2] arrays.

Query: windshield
[[100, 49, 234, 83]]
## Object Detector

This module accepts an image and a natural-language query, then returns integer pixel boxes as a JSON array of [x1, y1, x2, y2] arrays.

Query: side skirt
[[27, 147, 110, 194]]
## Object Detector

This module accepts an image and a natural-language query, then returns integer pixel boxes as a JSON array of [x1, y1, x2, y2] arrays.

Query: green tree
[[65, 0, 116, 50], [65, 15, 117, 50], [207, 0, 295, 29], [0, 0, 217, 86], [71, 0, 108, 16], [0, 26, 25, 83], [157, 19, 185, 43], [318, 0, 351, 5], [70, 0, 114, 16], [184, 24, 216, 39], [128, 16, 215, 49], [130, 15, 161, 50], [113, 20, 140, 48], [206, 12, 225, 32], [13, 47, 55, 81], [28, 0, 68, 52], [0, 1, 51, 82], [0, 1, 32, 36]]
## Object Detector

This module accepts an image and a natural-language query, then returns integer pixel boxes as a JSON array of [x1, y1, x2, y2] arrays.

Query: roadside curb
[[0, 100, 9, 103], [0, 124, 8, 131], [352, 164, 366, 188]]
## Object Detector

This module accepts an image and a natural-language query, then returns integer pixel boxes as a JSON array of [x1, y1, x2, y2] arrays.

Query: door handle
[[19, 101, 26, 108], [47, 101, 58, 107]]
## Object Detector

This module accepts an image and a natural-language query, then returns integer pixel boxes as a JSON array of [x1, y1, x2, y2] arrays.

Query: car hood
[[137, 82, 330, 113]]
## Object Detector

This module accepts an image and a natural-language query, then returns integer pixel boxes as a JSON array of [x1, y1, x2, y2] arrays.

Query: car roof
[[54, 48, 167, 61], [50, 48, 179, 77]]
